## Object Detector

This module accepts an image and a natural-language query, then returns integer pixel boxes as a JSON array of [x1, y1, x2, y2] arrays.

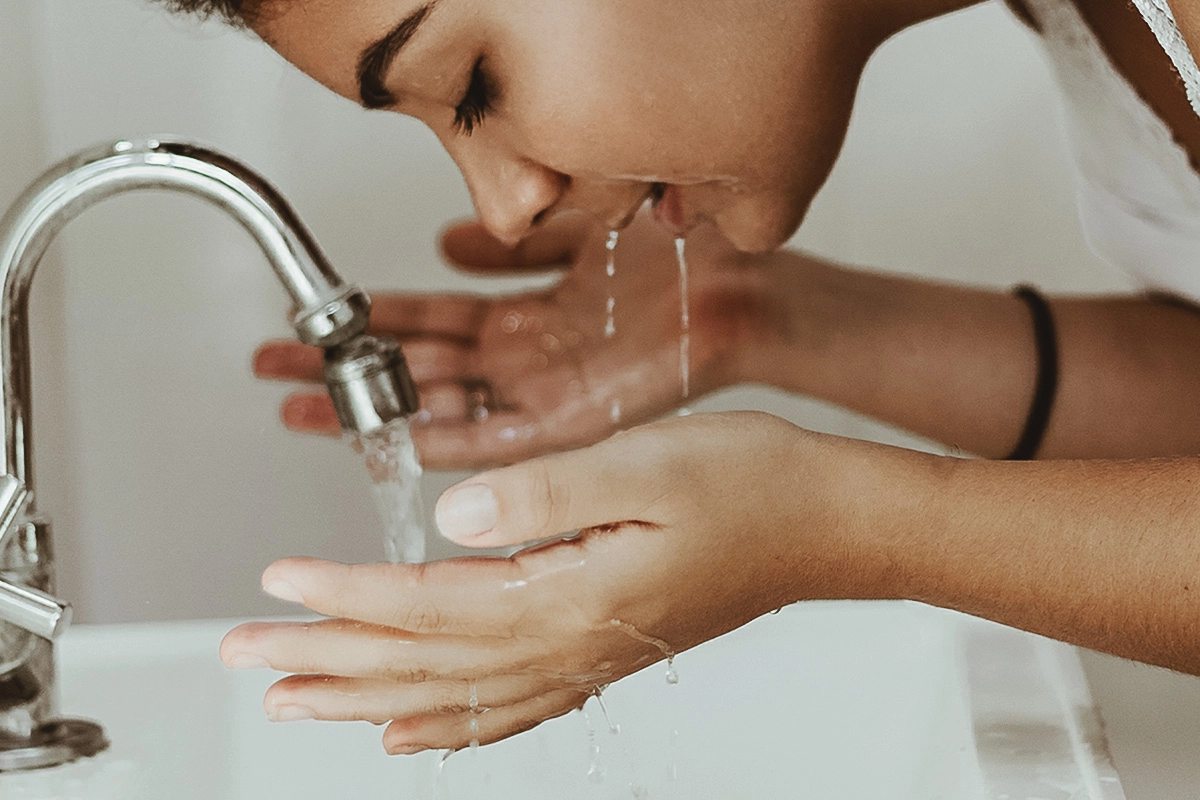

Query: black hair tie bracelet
[[1006, 285, 1059, 461]]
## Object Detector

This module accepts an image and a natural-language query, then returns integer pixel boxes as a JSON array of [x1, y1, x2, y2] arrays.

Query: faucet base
[[0, 718, 107, 772]]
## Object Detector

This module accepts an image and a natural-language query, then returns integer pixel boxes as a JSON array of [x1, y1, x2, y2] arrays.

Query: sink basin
[[0, 601, 1125, 799]]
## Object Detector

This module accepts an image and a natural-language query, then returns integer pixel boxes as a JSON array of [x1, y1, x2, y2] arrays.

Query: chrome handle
[[0, 578, 69, 640]]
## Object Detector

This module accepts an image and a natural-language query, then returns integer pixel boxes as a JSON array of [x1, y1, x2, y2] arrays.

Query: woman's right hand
[[253, 209, 792, 469], [221, 411, 926, 751]]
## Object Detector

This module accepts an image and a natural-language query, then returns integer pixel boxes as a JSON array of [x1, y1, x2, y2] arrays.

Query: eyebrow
[[357, 2, 437, 109]]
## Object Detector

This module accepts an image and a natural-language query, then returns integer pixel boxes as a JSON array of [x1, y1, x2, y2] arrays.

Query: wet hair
[[156, 0, 264, 28]]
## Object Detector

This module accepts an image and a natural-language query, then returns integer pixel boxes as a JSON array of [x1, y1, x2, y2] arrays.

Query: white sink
[[0, 601, 1125, 799]]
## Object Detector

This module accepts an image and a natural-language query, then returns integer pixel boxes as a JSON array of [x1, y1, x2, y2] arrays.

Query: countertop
[[1080, 650, 1200, 798]]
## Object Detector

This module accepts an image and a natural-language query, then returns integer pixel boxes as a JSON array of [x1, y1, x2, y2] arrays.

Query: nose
[[460, 152, 567, 246]]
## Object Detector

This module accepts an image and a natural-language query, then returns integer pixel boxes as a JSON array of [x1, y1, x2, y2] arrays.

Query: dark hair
[[156, 0, 262, 27]]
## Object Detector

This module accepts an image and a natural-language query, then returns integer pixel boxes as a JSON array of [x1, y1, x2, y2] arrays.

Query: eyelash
[[453, 58, 494, 136]]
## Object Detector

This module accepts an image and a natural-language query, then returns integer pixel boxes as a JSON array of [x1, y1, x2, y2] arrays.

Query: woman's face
[[255, 0, 876, 252]]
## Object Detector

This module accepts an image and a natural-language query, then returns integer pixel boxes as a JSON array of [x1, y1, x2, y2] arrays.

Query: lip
[[651, 183, 687, 236]]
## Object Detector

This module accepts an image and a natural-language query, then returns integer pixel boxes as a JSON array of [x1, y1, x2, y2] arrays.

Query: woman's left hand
[[219, 411, 924, 753]]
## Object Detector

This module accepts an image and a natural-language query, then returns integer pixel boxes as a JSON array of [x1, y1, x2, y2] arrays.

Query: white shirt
[[1022, 0, 1200, 299]]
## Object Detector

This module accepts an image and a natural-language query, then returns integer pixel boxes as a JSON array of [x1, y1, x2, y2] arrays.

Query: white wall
[[0, 0, 1125, 623]]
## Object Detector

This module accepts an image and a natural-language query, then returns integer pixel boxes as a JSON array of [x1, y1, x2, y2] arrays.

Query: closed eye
[[454, 57, 495, 136]]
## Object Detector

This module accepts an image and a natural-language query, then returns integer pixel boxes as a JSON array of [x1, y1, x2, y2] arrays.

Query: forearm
[[739, 252, 1200, 459], [891, 453, 1200, 673]]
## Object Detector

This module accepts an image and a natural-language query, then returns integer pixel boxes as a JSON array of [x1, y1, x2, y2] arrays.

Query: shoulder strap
[[1131, 0, 1200, 118]]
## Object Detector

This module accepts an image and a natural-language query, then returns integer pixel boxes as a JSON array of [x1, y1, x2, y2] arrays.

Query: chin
[[715, 204, 806, 254]]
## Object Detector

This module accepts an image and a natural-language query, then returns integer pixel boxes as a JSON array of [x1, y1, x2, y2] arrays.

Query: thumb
[[440, 213, 593, 274], [434, 432, 668, 548]]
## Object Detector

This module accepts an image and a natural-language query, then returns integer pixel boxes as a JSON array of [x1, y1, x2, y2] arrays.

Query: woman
[[200, 0, 1200, 754]]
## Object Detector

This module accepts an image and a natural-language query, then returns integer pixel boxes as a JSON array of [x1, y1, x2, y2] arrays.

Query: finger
[[256, 339, 473, 387], [277, 381, 511, 441], [382, 689, 586, 752], [280, 392, 341, 436], [220, 618, 523, 681], [367, 294, 485, 342], [440, 214, 592, 274], [254, 341, 324, 382], [254, 557, 535, 635], [262, 673, 547, 724], [433, 426, 673, 548]]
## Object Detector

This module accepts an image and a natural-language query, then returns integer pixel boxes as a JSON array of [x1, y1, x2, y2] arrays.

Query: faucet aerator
[[324, 335, 420, 436]]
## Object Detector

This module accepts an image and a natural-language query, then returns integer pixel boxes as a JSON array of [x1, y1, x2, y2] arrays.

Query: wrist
[[728, 250, 869, 392], [779, 430, 946, 603]]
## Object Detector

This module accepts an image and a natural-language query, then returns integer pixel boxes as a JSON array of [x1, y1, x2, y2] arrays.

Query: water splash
[[353, 419, 428, 564], [675, 236, 691, 414]]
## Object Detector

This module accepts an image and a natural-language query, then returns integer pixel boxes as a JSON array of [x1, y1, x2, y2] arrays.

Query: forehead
[[253, 0, 429, 100]]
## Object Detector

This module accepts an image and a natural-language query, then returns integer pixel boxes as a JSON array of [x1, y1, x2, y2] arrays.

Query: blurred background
[[0, 0, 1130, 624], [7, 1, 1200, 794]]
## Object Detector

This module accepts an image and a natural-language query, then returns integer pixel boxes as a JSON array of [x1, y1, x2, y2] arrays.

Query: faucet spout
[[0, 138, 396, 488], [0, 138, 421, 769]]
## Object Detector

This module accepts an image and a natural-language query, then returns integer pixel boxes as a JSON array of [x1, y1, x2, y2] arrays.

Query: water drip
[[609, 619, 677, 684], [674, 237, 691, 413], [594, 689, 621, 735], [605, 230, 620, 339], [468, 682, 480, 751], [581, 705, 606, 784], [434, 749, 453, 799]]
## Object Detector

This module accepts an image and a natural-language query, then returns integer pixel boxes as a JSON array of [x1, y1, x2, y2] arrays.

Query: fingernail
[[263, 579, 304, 604], [268, 704, 315, 723], [436, 483, 498, 542], [281, 397, 316, 428], [226, 653, 271, 670], [388, 743, 430, 756], [252, 347, 279, 374]]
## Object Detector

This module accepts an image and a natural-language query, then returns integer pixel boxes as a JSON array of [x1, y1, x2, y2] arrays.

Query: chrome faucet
[[0, 139, 419, 770]]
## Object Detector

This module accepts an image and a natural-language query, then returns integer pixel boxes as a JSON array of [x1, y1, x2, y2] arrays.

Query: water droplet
[[582, 705, 606, 784], [501, 311, 523, 333], [610, 400, 622, 425], [666, 655, 680, 685], [605, 230, 620, 338], [595, 692, 621, 735]]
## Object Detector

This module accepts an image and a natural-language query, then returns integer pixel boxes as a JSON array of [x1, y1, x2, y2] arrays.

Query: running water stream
[[675, 236, 691, 414], [606, 230, 623, 425], [605, 230, 620, 339], [353, 418, 428, 564]]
